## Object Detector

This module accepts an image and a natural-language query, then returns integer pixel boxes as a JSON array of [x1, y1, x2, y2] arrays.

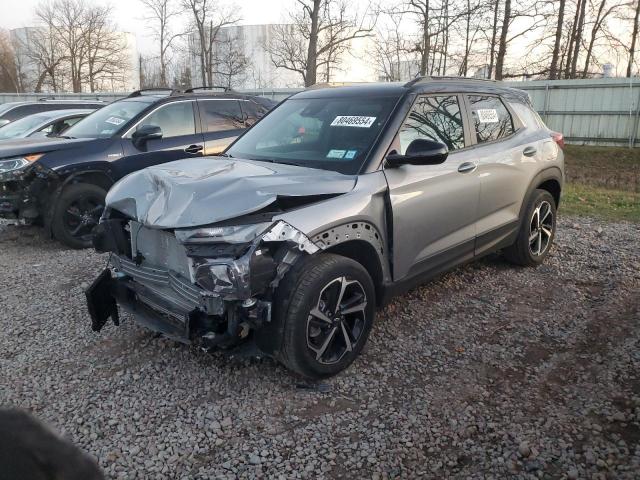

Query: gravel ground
[[0, 217, 638, 479]]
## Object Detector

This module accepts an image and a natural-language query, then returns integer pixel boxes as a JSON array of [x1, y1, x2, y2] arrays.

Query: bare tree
[[211, 30, 249, 88], [549, 0, 566, 79], [370, 8, 418, 81], [181, 0, 239, 87], [0, 30, 20, 92], [267, 0, 377, 87], [628, 0, 640, 76], [140, 0, 183, 86]]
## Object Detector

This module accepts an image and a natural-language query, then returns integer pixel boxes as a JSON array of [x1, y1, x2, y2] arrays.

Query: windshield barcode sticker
[[105, 116, 125, 125], [476, 109, 499, 123], [331, 116, 377, 128]]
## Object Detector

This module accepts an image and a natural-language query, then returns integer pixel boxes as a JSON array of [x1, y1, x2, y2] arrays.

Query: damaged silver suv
[[86, 78, 565, 378]]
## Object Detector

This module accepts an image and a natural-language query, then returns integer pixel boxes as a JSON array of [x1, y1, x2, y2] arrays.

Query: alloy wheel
[[306, 276, 368, 365], [63, 195, 104, 242], [528, 200, 553, 256]]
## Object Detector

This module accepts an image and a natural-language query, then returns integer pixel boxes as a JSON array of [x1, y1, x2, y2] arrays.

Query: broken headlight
[[175, 222, 272, 244], [0, 154, 44, 173]]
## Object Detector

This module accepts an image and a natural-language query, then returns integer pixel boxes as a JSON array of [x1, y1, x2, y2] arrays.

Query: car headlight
[[175, 222, 272, 244], [0, 154, 44, 173]]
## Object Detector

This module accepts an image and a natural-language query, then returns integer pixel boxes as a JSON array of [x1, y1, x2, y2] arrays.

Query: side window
[[136, 101, 196, 138], [5, 104, 45, 121], [199, 100, 244, 132], [399, 95, 465, 153], [240, 101, 268, 126], [467, 95, 515, 143]]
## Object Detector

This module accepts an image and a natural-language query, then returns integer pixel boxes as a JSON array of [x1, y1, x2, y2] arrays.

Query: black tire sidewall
[[280, 255, 376, 379], [520, 189, 557, 265], [51, 183, 107, 249]]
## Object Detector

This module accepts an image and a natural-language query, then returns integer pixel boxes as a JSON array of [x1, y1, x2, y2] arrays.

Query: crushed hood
[[105, 157, 357, 228]]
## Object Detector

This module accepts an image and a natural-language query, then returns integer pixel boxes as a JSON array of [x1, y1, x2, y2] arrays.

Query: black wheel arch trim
[[518, 166, 563, 223]]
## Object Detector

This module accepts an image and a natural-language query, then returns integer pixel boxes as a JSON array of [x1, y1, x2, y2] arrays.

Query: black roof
[[294, 77, 529, 102]]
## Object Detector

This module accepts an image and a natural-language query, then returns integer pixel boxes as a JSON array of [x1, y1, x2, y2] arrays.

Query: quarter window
[[467, 95, 514, 143], [399, 95, 465, 153], [199, 100, 244, 132], [136, 101, 196, 138]]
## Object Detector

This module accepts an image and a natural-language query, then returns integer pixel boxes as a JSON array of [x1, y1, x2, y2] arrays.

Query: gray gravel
[[1, 217, 639, 479]]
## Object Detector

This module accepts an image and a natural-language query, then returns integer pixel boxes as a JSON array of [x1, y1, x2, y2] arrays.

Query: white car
[[0, 109, 95, 140]]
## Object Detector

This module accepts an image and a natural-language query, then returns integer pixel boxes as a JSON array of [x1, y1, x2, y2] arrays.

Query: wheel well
[[323, 240, 384, 304], [537, 178, 561, 207], [64, 172, 113, 192]]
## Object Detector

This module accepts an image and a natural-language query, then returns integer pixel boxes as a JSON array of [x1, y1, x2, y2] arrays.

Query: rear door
[[197, 99, 246, 155], [118, 100, 204, 177], [383, 94, 480, 281], [465, 94, 543, 256]]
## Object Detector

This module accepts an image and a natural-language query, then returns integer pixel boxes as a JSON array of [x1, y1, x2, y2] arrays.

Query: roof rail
[[183, 86, 233, 93], [404, 76, 498, 87], [306, 81, 370, 90], [127, 88, 176, 98]]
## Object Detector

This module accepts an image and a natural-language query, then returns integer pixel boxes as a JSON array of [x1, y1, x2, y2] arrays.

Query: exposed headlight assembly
[[0, 154, 44, 173], [175, 222, 272, 244]]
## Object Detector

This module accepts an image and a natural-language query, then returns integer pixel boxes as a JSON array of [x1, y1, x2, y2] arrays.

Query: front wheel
[[504, 188, 557, 266], [51, 183, 107, 249], [274, 254, 376, 379]]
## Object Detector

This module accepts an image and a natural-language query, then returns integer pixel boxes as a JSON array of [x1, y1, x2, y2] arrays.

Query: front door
[[383, 94, 480, 281], [117, 100, 204, 178]]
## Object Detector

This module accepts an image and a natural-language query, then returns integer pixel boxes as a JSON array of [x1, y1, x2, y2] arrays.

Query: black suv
[[0, 88, 275, 248], [0, 99, 106, 127]]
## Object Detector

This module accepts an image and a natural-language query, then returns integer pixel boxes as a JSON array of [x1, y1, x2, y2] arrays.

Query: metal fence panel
[[2, 79, 640, 146]]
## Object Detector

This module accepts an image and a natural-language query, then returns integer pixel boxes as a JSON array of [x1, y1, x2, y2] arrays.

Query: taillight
[[551, 131, 564, 149]]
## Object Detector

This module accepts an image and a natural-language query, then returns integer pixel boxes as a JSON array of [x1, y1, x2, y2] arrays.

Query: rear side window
[[399, 95, 465, 153], [467, 95, 514, 143], [199, 100, 245, 132], [240, 101, 268, 126]]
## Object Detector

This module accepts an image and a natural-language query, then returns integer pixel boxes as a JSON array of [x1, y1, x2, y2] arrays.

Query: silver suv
[[86, 78, 564, 378]]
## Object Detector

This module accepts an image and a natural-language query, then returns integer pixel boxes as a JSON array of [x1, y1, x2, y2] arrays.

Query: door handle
[[458, 162, 477, 173], [523, 146, 537, 157], [185, 144, 203, 154]]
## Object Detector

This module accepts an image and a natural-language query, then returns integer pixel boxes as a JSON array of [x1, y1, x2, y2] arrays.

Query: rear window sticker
[[344, 150, 358, 159], [105, 116, 125, 125], [330, 116, 377, 128], [476, 109, 499, 123], [327, 149, 346, 158]]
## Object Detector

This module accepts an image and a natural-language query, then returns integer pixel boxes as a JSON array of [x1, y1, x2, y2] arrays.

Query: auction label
[[331, 116, 377, 128], [476, 109, 499, 123]]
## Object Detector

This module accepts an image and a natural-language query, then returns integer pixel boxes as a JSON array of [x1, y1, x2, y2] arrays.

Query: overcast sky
[[0, 0, 300, 54]]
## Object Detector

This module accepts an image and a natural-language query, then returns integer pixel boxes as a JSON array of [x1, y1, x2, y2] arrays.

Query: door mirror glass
[[132, 124, 163, 147], [386, 139, 448, 167]]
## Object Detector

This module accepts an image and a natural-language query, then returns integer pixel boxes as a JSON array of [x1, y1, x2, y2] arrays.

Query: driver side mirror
[[385, 139, 449, 168], [132, 124, 163, 148]]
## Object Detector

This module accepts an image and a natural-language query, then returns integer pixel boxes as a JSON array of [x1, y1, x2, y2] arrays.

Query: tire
[[274, 253, 376, 379], [503, 188, 557, 266], [51, 183, 107, 249]]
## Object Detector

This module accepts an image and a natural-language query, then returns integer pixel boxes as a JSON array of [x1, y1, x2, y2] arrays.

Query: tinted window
[[4, 104, 47, 121], [468, 95, 514, 143], [399, 95, 465, 153], [199, 100, 244, 132], [240, 101, 268, 126], [227, 96, 398, 174], [136, 101, 196, 138]]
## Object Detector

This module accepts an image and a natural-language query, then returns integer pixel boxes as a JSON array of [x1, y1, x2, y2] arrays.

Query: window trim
[[121, 99, 197, 138], [385, 92, 476, 160], [463, 93, 523, 147]]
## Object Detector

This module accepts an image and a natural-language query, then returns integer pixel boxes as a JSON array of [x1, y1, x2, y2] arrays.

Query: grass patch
[[561, 184, 640, 222], [564, 145, 640, 192]]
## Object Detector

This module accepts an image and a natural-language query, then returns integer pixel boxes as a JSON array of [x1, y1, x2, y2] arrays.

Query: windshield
[[0, 114, 48, 139], [226, 96, 399, 174], [64, 100, 149, 139]]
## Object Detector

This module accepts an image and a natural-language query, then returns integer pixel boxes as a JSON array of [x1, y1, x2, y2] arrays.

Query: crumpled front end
[[86, 213, 319, 351], [0, 162, 59, 221]]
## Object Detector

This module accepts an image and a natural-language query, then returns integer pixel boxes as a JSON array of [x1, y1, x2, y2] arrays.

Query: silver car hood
[[105, 156, 357, 228]]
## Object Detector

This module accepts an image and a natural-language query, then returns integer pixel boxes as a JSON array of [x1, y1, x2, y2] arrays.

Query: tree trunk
[[304, 0, 321, 86], [549, 0, 566, 79], [495, 0, 511, 80], [628, 0, 640, 77], [488, 0, 500, 79], [570, 0, 587, 78], [419, 4, 430, 76], [582, 0, 607, 78]]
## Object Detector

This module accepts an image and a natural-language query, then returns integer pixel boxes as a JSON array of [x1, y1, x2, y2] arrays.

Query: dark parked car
[[0, 88, 276, 248], [0, 99, 106, 127], [0, 109, 95, 141], [87, 78, 565, 378]]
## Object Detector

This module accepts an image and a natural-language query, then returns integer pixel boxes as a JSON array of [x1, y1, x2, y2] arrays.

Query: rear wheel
[[274, 254, 375, 379], [51, 183, 106, 249], [504, 188, 557, 266]]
